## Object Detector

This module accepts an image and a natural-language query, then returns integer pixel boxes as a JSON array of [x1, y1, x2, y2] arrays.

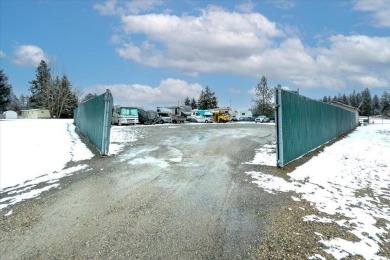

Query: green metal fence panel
[[74, 89, 113, 156], [276, 87, 357, 167]]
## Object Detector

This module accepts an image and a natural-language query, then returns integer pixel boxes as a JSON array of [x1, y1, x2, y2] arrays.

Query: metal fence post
[[275, 86, 284, 167]]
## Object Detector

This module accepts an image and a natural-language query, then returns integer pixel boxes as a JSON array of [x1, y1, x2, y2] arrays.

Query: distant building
[[2, 110, 18, 119], [21, 109, 51, 119]]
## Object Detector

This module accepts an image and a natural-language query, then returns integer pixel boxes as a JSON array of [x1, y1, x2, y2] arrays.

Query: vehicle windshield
[[120, 107, 138, 116]]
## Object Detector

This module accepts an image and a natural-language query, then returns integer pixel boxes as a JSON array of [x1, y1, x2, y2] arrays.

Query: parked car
[[255, 115, 270, 123]]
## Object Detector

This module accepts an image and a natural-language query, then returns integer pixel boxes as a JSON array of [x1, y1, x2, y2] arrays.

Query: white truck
[[111, 106, 139, 125]]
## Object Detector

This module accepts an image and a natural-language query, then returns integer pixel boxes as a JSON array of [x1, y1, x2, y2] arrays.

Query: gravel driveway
[[1, 123, 294, 259]]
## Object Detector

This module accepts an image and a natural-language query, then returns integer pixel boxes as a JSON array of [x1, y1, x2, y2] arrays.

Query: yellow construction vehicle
[[213, 110, 229, 123]]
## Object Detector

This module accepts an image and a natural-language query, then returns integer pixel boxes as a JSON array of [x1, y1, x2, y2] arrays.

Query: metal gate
[[275, 87, 357, 167], [74, 89, 113, 156]]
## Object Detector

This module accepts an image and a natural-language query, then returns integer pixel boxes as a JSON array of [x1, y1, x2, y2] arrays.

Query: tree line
[[183, 86, 218, 110], [322, 89, 390, 117], [0, 60, 79, 118], [250, 75, 390, 118]]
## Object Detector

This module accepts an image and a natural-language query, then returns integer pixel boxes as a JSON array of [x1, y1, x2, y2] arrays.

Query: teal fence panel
[[74, 90, 113, 156], [275, 87, 357, 167]]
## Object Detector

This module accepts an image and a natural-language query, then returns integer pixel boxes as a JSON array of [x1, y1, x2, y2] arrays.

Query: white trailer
[[236, 110, 253, 121]]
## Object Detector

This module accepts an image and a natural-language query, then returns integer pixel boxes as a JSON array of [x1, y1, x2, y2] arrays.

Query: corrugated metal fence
[[74, 90, 113, 156], [275, 87, 357, 167]]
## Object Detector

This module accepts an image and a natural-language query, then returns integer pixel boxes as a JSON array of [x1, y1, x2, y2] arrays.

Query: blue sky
[[1, 0, 390, 110]]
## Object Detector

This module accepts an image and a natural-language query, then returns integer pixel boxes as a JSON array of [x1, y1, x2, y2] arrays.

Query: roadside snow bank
[[246, 121, 390, 259], [0, 119, 94, 190], [0, 119, 94, 214]]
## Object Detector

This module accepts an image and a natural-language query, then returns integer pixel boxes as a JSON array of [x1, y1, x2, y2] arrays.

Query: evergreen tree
[[380, 91, 390, 116], [54, 75, 76, 118], [28, 60, 78, 118], [81, 93, 97, 103], [190, 98, 197, 109], [356, 92, 362, 109], [0, 69, 12, 112], [7, 90, 22, 112], [251, 76, 274, 117], [349, 91, 357, 108], [19, 94, 29, 110], [371, 94, 380, 116], [360, 88, 371, 116], [322, 96, 328, 103], [29, 60, 52, 109], [184, 97, 190, 106], [198, 86, 218, 109], [341, 94, 349, 105], [60, 90, 78, 118]]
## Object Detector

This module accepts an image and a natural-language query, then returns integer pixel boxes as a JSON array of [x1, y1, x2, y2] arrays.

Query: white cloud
[[235, 0, 256, 13], [94, 0, 119, 15], [124, 0, 163, 14], [312, 34, 390, 88], [247, 88, 256, 95], [229, 87, 241, 94], [12, 45, 49, 67], [117, 7, 284, 75], [353, 0, 390, 27], [0, 50, 5, 58], [94, 0, 163, 15], [102, 4, 390, 91], [85, 78, 203, 108], [267, 0, 295, 10]]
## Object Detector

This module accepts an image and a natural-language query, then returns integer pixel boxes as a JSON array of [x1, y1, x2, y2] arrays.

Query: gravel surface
[[1, 123, 388, 259]]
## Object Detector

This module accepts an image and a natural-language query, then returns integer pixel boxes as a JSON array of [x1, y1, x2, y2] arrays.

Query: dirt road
[[1, 123, 290, 259]]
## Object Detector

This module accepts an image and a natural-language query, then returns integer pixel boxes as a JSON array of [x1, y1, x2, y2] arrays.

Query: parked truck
[[138, 108, 159, 125], [112, 106, 139, 125], [212, 110, 230, 123], [190, 109, 213, 123]]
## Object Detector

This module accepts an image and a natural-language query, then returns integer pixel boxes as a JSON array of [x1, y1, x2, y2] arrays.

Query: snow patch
[[245, 121, 390, 259], [244, 141, 276, 166], [0, 119, 93, 190], [0, 165, 89, 212]]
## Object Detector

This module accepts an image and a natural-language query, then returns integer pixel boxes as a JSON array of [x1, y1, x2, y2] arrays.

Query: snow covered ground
[[246, 119, 390, 259], [0, 120, 145, 213], [1, 118, 389, 259], [0, 119, 94, 190]]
